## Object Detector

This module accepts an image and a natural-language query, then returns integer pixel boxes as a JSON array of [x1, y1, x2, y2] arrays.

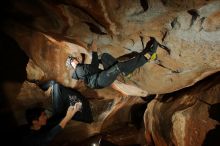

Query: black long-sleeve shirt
[[72, 52, 102, 88], [21, 120, 62, 146]]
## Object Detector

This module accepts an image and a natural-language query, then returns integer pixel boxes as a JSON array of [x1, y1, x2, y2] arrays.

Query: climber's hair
[[25, 106, 45, 126]]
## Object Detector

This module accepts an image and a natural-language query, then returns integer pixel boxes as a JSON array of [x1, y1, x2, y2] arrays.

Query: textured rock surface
[[0, 0, 220, 146], [144, 73, 220, 146], [3, 0, 220, 95]]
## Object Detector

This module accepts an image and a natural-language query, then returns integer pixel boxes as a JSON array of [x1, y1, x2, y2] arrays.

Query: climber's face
[[71, 58, 79, 69], [32, 111, 47, 127]]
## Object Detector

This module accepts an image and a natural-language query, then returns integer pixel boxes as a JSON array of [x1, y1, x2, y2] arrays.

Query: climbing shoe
[[142, 37, 158, 60], [149, 52, 157, 61], [141, 37, 155, 55]]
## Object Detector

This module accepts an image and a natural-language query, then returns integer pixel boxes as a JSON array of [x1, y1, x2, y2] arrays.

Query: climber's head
[[66, 56, 80, 69]]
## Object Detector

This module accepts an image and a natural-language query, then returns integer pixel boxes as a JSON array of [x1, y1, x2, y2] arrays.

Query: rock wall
[[2, 0, 219, 94], [144, 72, 220, 146]]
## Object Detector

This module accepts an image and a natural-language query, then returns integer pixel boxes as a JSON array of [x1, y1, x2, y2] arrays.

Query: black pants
[[97, 53, 147, 88], [51, 82, 93, 123]]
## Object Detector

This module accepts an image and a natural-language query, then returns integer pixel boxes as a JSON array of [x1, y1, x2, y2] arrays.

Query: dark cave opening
[[202, 103, 220, 146], [0, 32, 29, 83], [140, 0, 148, 12], [0, 31, 29, 146]]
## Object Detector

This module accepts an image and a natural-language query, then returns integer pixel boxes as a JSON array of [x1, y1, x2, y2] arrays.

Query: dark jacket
[[72, 52, 102, 88], [52, 83, 93, 123], [21, 120, 62, 146]]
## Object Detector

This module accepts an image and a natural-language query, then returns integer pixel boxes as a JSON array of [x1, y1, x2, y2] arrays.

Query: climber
[[66, 38, 159, 89], [21, 103, 81, 146], [38, 80, 93, 123]]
